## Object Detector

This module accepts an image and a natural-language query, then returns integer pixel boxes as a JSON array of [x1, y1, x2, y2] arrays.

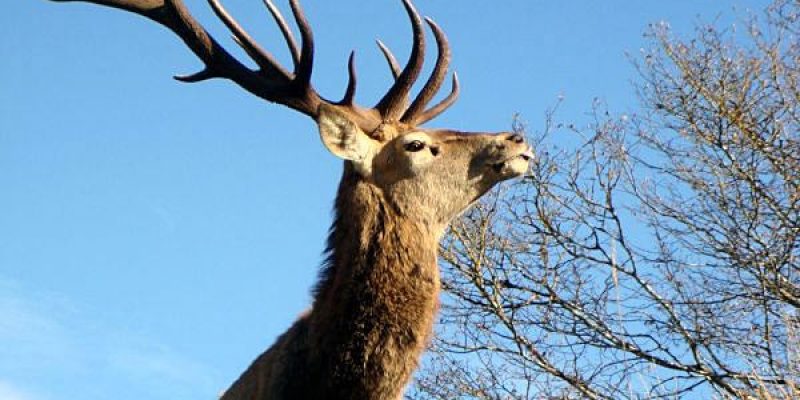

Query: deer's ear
[[317, 104, 376, 175]]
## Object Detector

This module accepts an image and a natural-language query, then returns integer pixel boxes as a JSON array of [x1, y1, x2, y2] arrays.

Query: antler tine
[[375, 40, 410, 111], [288, 0, 314, 88], [415, 72, 459, 125], [262, 0, 301, 69], [376, 40, 402, 80], [375, 0, 425, 121], [207, 0, 291, 79], [174, 67, 218, 83], [401, 17, 451, 124], [339, 51, 358, 105]]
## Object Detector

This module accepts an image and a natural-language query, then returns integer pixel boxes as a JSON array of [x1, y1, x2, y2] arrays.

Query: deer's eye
[[404, 140, 426, 152]]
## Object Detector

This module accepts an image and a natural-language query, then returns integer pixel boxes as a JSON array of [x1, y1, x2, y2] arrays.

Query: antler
[[50, 0, 459, 137]]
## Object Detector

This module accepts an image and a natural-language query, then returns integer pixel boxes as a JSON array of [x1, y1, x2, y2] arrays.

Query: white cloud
[[0, 380, 40, 400], [0, 280, 76, 371], [0, 277, 219, 400]]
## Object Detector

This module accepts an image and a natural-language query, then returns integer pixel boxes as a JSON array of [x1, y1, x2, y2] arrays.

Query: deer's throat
[[308, 176, 441, 395]]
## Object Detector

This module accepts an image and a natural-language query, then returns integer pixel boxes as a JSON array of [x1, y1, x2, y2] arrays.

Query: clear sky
[[1, 1, 772, 399]]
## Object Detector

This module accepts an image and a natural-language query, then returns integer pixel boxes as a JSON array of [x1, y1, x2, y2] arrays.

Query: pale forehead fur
[[398, 131, 431, 143], [398, 129, 516, 142]]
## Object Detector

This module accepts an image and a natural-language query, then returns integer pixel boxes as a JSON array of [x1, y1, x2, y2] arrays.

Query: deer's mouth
[[490, 150, 534, 175]]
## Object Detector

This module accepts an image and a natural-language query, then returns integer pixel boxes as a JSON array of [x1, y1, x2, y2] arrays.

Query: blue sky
[[1, 1, 771, 399]]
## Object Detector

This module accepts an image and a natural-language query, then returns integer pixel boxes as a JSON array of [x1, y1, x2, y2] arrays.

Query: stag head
[[319, 105, 532, 228]]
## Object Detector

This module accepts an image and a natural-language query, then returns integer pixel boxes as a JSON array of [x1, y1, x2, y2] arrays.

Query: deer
[[48, 0, 532, 398]]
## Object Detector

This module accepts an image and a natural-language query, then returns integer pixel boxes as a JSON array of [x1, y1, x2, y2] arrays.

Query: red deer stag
[[48, 0, 532, 398]]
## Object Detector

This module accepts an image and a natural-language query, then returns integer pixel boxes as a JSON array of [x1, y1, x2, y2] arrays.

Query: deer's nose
[[506, 133, 525, 144]]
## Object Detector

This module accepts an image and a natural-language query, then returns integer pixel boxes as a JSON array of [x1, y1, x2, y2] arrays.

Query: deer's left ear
[[317, 104, 377, 176]]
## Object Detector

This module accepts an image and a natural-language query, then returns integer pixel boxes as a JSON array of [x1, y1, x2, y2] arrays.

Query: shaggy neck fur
[[309, 167, 442, 398], [220, 167, 442, 400]]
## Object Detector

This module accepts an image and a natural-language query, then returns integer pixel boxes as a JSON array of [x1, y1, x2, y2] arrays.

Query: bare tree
[[411, 1, 799, 399]]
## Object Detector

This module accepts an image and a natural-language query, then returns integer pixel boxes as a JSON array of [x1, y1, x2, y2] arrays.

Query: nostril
[[507, 134, 525, 144]]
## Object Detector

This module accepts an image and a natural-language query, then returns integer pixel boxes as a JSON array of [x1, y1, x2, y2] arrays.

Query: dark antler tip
[[424, 17, 446, 35], [173, 68, 217, 83], [338, 49, 358, 105], [401, 0, 417, 11], [450, 72, 460, 93], [400, 0, 422, 23]]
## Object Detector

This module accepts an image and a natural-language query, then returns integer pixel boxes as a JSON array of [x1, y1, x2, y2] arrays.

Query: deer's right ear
[[317, 104, 376, 175]]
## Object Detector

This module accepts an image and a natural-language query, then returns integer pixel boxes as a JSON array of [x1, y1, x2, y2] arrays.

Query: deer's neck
[[307, 169, 441, 398]]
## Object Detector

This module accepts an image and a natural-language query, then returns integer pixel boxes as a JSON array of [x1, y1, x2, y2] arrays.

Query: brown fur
[[222, 170, 439, 399]]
